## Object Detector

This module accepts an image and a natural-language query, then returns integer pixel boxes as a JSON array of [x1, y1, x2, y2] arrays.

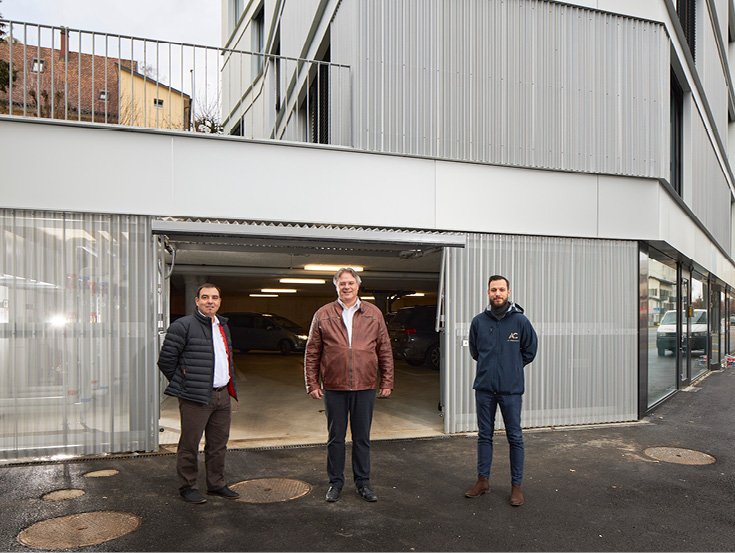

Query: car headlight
[[297, 335, 308, 341]]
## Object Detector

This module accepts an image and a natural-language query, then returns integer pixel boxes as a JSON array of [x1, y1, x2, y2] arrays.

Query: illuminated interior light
[[304, 264, 364, 272]]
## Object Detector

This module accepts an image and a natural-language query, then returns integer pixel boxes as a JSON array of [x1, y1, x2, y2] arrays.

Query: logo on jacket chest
[[508, 332, 519, 342]]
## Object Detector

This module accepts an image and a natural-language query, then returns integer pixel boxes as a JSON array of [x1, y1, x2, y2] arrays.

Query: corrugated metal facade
[[331, 0, 669, 177], [442, 233, 638, 432], [0, 210, 160, 460], [690, 108, 732, 251]]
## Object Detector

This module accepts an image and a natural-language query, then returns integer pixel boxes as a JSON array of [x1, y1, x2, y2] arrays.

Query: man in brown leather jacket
[[305, 267, 394, 503]]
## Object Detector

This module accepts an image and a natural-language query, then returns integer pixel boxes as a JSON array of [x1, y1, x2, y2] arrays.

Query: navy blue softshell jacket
[[468, 303, 538, 394]]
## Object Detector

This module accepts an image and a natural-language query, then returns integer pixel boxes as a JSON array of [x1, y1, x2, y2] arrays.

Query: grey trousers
[[176, 388, 232, 491]]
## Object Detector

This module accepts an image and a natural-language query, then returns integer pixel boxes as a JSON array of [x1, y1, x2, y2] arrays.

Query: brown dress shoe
[[510, 483, 524, 506], [465, 476, 490, 498]]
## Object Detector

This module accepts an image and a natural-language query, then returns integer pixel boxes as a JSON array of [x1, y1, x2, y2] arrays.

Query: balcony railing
[[0, 20, 352, 145]]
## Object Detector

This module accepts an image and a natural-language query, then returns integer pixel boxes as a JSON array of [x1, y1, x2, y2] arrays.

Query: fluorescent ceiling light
[[279, 278, 326, 284], [407, 293, 425, 297], [304, 264, 364, 272], [261, 288, 297, 293], [250, 294, 278, 297], [360, 296, 375, 300]]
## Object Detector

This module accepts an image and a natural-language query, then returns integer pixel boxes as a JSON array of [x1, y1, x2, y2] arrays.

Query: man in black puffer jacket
[[158, 283, 239, 504]]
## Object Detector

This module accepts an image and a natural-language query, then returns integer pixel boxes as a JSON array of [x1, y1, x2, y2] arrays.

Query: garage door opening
[[153, 219, 464, 450]]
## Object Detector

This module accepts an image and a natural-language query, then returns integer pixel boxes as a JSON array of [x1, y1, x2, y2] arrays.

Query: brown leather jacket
[[304, 300, 394, 393]]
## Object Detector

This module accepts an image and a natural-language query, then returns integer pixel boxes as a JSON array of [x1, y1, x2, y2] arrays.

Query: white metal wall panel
[[690, 108, 732, 250], [329, 0, 669, 178], [443, 233, 638, 433]]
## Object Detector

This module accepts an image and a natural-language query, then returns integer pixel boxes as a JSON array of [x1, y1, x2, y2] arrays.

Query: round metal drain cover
[[644, 447, 716, 465], [231, 478, 311, 504], [83, 469, 119, 478], [17, 511, 141, 549], [43, 489, 85, 501]]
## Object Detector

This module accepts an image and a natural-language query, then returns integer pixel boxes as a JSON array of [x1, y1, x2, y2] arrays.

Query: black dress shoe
[[207, 486, 240, 500], [180, 488, 207, 504], [325, 486, 342, 502], [356, 484, 378, 502]]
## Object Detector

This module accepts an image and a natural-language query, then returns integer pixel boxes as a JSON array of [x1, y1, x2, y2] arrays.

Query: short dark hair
[[196, 283, 222, 297], [488, 275, 509, 289]]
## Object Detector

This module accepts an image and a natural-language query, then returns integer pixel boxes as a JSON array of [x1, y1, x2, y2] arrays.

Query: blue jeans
[[475, 390, 524, 485]]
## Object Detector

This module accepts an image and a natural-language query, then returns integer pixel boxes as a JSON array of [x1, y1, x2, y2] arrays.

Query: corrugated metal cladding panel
[[0, 210, 159, 460], [332, 0, 669, 178], [443, 234, 638, 433], [689, 108, 732, 251]]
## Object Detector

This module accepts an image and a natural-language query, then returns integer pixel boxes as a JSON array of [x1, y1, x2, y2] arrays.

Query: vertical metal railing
[[0, 19, 352, 144]]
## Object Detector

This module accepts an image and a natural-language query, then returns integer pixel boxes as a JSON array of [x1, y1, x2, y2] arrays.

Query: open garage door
[[152, 217, 465, 448]]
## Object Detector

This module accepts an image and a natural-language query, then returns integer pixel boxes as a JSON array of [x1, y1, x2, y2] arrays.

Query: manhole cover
[[644, 447, 716, 465], [42, 489, 85, 501], [231, 478, 311, 503], [17, 511, 141, 549], [83, 469, 119, 478]]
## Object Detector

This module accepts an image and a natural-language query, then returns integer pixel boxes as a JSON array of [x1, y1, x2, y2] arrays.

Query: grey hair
[[333, 267, 362, 286]]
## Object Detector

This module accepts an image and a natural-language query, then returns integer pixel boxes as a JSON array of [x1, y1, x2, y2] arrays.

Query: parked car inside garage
[[387, 305, 440, 370], [221, 312, 308, 355]]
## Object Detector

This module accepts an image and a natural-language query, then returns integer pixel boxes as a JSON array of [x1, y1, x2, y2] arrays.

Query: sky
[[0, 0, 221, 47]]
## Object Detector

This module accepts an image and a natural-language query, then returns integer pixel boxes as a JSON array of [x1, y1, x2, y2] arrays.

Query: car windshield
[[660, 312, 678, 325], [660, 311, 707, 325], [267, 314, 303, 330]]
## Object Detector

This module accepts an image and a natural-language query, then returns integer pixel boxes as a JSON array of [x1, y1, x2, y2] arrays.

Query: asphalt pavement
[[2, 368, 734, 552]]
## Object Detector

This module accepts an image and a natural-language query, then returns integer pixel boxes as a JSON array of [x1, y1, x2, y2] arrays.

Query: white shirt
[[338, 298, 361, 346], [202, 311, 230, 388]]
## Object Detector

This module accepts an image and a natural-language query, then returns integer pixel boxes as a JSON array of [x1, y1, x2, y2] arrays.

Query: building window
[[153, 98, 164, 109], [99, 90, 110, 101], [232, 0, 244, 29], [306, 47, 330, 145], [30, 58, 45, 73], [670, 71, 683, 196], [677, 0, 696, 60], [252, 6, 265, 76], [273, 33, 281, 111]]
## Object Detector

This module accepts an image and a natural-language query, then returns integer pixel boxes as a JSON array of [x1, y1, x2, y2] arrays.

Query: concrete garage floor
[[158, 353, 444, 451]]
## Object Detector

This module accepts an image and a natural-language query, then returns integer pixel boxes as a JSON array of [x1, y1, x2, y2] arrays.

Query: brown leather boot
[[510, 483, 524, 506], [464, 476, 490, 498]]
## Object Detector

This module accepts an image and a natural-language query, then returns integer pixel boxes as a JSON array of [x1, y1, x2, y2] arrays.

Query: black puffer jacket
[[158, 310, 238, 404]]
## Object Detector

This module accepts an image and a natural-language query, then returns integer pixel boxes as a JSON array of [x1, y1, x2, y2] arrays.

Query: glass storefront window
[[647, 252, 677, 406], [691, 272, 708, 379]]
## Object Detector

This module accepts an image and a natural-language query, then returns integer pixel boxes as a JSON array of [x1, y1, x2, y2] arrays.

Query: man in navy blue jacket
[[465, 275, 538, 506]]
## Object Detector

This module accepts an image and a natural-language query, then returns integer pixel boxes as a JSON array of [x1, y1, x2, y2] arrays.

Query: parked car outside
[[656, 309, 707, 356], [221, 312, 308, 355], [387, 305, 440, 370]]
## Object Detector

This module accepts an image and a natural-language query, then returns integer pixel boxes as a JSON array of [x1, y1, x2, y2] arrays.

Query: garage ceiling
[[165, 236, 445, 298], [156, 218, 463, 299]]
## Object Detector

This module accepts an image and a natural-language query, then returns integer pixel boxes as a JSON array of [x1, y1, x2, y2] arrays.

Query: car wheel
[[426, 345, 440, 370], [657, 346, 665, 357], [278, 341, 293, 356]]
